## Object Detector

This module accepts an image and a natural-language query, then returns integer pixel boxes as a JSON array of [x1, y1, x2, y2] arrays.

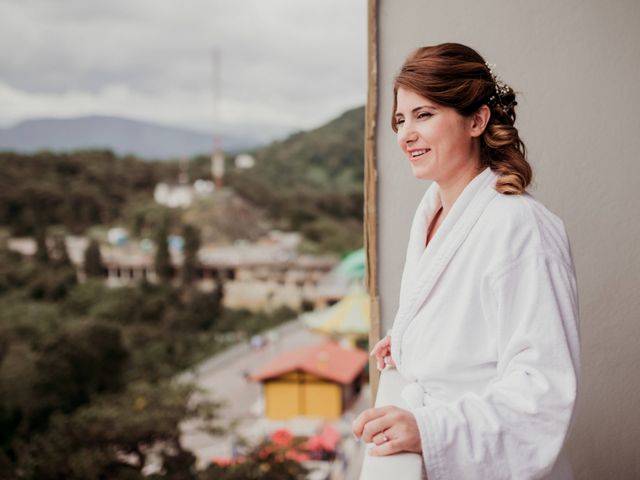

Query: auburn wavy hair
[[392, 43, 532, 195]]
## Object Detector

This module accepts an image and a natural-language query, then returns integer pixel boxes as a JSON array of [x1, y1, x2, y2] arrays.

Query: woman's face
[[395, 87, 480, 184]]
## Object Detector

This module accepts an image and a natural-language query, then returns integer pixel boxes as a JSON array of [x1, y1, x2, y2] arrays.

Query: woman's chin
[[410, 165, 436, 181]]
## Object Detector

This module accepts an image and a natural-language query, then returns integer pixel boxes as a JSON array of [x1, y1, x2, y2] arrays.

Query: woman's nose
[[398, 123, 417, 146]]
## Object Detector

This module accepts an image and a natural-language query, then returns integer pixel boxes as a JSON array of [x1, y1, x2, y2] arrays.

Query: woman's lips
[[409, 148, 430, 163]]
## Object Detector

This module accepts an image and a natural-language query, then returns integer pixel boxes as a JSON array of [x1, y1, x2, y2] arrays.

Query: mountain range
[[0, 116, 285, 159]]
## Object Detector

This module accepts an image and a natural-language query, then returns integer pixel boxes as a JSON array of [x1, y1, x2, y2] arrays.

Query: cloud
[[0, 0, 366, 134]]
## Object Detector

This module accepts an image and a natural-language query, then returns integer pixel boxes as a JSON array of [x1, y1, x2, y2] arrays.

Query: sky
[[0, 0, 366, 138]]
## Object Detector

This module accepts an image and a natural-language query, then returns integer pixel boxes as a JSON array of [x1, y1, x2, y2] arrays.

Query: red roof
[[251, 341, 368, 384]]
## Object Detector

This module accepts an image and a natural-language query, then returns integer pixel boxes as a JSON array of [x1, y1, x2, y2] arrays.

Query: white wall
[[375, 1, 640, 477]]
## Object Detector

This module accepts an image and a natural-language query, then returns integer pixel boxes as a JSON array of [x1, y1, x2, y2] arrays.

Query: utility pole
[[211, 47, 224, 189]]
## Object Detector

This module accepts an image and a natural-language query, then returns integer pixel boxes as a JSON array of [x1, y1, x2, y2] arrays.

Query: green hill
[[224, 106, 365, 254], [243, 105, 364, 191]]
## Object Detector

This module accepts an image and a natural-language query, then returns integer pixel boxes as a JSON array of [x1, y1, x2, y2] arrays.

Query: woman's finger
[[372, 430, 390, 446], [361, 414, 395, 443], [352, 407, 390, 438], [371, 337, 392, 370], [376, 352, 393, 370], [368, 438, 401, 457], [370, 336, 390, 356], [371, 345, 387, 361]]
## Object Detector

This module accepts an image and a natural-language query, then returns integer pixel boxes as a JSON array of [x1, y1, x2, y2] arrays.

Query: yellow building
[[252, 341, 368, 419]]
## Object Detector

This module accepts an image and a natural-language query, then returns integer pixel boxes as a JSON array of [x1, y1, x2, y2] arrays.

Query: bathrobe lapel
[[391, 167, 499, 367]]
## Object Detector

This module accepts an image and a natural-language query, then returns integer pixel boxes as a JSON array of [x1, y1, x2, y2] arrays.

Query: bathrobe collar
[[391, 167, 499, 367]]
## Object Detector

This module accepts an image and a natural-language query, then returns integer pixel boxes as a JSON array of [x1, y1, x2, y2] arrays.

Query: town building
[[251, 341, 368, 419], [7, 231, 346, 311]]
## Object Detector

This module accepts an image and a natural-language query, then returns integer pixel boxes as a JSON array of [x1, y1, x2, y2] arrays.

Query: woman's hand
[[352, 406, 422, 456], [371, 335, 395, 370]]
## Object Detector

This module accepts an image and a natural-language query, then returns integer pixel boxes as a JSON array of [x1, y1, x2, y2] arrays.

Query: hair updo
[[392, 43, 532, 195]]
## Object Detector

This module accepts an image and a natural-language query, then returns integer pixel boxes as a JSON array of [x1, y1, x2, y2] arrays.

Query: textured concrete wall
[[375, 1, 640, 477]]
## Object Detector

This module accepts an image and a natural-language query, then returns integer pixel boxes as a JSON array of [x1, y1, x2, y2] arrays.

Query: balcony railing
[[359, 368, 425, 480]]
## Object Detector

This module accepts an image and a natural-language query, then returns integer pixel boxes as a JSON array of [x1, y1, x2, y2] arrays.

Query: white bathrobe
[[389, 167, 580, 480]]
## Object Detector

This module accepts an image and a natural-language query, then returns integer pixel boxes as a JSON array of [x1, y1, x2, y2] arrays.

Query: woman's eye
[[396, 119, 405, 126], [417, 111, 432, 119]]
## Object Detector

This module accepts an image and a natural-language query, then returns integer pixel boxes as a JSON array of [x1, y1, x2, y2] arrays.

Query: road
[[179, 319, 369, 476]]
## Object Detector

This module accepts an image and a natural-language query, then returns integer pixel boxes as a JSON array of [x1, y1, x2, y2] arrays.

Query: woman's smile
[[408, 148, 431, 163]]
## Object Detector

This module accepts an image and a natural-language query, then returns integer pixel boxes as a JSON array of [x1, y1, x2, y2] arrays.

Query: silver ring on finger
[[381, 431, 389, 443]]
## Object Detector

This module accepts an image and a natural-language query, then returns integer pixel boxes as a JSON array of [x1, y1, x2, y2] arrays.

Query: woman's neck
[[437, 163, 483, 216]]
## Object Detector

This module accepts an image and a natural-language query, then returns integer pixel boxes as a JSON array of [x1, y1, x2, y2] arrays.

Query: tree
[[51, 234, 72, 269], [131, 209, 145, 238], [16, 381, 223, 480], [154, 218, 172, 283], [27, 266, 77, 301], [83, 238, 104, 278], [181, 224, 201, 286], [182, 289, 222, 331], [34, 225, 49, 264], [34, 322, 129, 417]]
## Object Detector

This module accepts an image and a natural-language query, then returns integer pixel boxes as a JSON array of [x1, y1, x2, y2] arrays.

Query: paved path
[[179, 319, 369, 476]]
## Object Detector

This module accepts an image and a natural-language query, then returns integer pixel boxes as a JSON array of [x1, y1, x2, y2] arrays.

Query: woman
[[352, 43, 580, 479]]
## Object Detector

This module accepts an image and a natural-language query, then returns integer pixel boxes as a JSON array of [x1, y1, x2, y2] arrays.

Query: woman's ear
[[469, 105, 491, 138]]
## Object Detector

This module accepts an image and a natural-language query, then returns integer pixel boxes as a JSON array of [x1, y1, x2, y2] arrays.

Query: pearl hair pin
[[485, 62, 516, 111]]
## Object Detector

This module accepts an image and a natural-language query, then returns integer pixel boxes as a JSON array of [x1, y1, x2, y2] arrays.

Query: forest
[[0, 106, 364, 255], [0, 106, 364, 478]]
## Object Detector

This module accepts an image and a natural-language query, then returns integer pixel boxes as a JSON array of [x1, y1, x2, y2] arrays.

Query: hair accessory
[[485, 62, 515, 111]]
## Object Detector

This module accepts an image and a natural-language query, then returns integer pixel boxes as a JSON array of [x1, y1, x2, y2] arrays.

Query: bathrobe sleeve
[[412, 254, 580, 480]]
